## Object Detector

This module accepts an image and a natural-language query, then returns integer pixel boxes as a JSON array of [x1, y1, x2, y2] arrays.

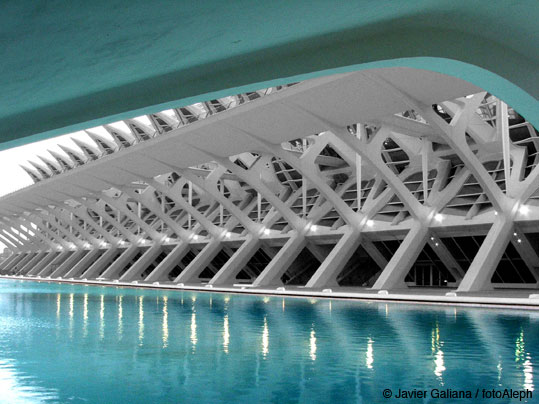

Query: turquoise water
[[0, 280, 536, 403]]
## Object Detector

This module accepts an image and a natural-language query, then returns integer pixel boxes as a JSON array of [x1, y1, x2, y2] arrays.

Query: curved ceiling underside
[[0, 68, 480, 214], [0, 0, 537, 149]]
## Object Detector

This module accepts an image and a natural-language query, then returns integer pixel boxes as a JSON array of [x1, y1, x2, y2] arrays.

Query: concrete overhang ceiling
[[0, 0, 537, 150], [0, 68, 481, 215]]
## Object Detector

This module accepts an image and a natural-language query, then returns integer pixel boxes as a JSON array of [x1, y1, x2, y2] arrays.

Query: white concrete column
[[497, 99, 511, 194], [80, 200, 139, 244], [36, 211, 85, 248], [145, 242, 190, 283], [100, 195, 162, 241], [49, 250, 89, 278], [0, 230, 24, 250], [361, 239, 389, 270], [120, 245, 163, 282], [0, 254, 23, 272], [457, 216, 513, 292], [357, 124, 364, 211], [14, 252, 46, 275], [252, 234, 307, 287], [38, 251, 73, 277], [2, 253, 27, 273], [372, 221, 430, 290], [63, 249, 103, 278], [62, 205, 120, 245], [6, 252, 35, 274], [426, 237, 464, 281], [27, 252, 59, 276], [209, 235, 261, 285], [511, 235, 539, 282], [98, 246, 141, 280], [174, 239, 222, 284], [78, 248, 120, 279], [306, 228, 362, 288]]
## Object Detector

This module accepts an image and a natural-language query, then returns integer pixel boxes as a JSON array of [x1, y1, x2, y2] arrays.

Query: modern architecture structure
[[0, 1, 537, 306], [0, 68, 538, 306]]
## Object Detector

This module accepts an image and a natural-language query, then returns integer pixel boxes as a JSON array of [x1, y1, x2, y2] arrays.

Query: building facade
[[0, 68, 538, 303]]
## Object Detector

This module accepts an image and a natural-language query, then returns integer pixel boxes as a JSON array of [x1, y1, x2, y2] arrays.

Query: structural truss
[[1, 68, 538, 301]]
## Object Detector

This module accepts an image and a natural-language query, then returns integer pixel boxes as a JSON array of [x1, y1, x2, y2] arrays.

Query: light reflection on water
[[0, 279, 537, 403]]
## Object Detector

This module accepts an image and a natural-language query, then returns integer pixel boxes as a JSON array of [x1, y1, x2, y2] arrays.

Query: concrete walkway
[[3, 275, 538, 310]]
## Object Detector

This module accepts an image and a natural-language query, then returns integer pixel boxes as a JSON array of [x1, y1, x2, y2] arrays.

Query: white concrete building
[[0, 68, 538, 306]]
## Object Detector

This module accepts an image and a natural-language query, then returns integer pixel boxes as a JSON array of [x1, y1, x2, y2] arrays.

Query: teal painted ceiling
[[1, 0, 537, 149]]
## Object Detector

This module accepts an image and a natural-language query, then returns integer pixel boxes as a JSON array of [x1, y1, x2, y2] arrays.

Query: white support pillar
[[357, 124, 365, 211], [62, 204, 119, 245], [174, 239, 222, 284], [0, 230, 24, 250], [16, 252, 47, 275], [78, 248, 120, 279], [80, 200, 139, 244], [120, 245, 163, 282], [219, 180, 224, 227], [7, 252, 35, 274], [497, 99, 511, 194], [49, 250, 89, 278], [0, 253, 23, 273], [252, 234, 307, 287], [361, 239, 389, 270], [427, 237, 465, 281], [11, 217, 59, 250], [306, 242, 331, 263], [27, 252, 59, 276], [257, 192, 262, 223], [372, 221, 430, 290], [100, 195, 162, 241], [26, 215, 71, 251], [145, 242, 190, 283], [209, 235, 261, 286], [188, 181, 193, 230], [422, 137, 429, 203], [0, 224, 29, 247], [38, 251, 73, 277], [457, 217, 513, 292], [306, 228, 361, 288], [36, 211, 85, 249], [177, 167, 262, 235], [511, 235, 539, 282], [3, 253, 28, 273], [63, 249, 103, 279], [302, 176, 308, 218], [99, 245, 141, 280]]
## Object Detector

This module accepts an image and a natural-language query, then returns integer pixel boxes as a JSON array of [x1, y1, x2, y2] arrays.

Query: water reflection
[[0, 359, 59, 403], [309, 328, 317, 361], [523, 357, 534, 391], [117, 295, 123, 340], [138, 296, 144, 346], [516, 329, 535, 391], [366, 337, 374, 369], [69, 293, 74, 339], [190, 302, 197, 350], [432, 322, 445, 380], [0, 280, 538, 404], [223, 315, 229, 354], [83, 294, 88, 338], [162, 296, 168, 349], [99, 294, 105, 340], [262, 316, 269, 358], [56, 294, 61, 319]]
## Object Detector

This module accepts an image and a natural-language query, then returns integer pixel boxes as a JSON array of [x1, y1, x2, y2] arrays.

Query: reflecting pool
[[0, 279, 536, 403]]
